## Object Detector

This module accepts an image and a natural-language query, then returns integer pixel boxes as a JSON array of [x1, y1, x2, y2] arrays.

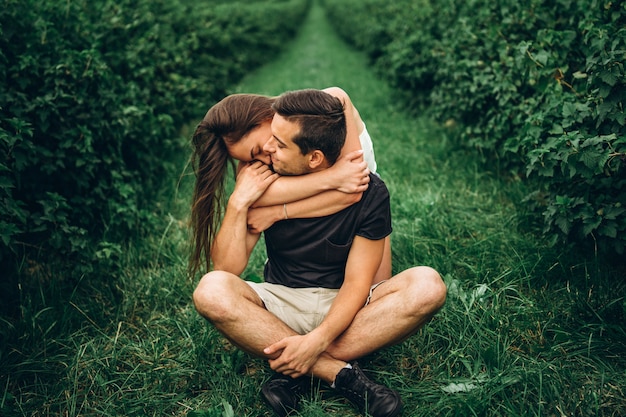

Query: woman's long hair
[[189, 94, 275, 277]]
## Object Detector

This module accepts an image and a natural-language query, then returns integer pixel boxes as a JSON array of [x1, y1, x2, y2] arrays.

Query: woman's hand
[[328, 150, 370, 194], [230, 161, 279, 209], [247, 205, 281, 233]]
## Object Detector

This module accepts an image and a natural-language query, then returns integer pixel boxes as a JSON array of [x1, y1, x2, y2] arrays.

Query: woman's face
[[226, 121, 272, 165]]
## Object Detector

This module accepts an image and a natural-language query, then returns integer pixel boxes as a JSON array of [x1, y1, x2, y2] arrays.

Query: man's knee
[[407, 266, 447, 313], [192, 271, 238, 322]]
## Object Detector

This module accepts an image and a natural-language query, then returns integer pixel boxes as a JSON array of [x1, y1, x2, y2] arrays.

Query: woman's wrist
[[322, 165, 343, 191], [275, 204, 287, 222]]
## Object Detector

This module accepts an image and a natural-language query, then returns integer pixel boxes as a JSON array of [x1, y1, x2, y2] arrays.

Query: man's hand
[[264, 334, 327, 378], [230, 161, 279, 209], [328, 150, 370, 194]]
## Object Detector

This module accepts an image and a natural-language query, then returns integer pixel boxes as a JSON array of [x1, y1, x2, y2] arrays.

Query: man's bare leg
[[192, 269, 442, 417], [326, 266, 447, 362], [192, 271, 346, 383], [193, 266, 445, 379]]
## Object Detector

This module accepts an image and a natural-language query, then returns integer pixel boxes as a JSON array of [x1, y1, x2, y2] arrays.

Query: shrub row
[[323, 0, 625, 255], [0, 0, 310, 279]]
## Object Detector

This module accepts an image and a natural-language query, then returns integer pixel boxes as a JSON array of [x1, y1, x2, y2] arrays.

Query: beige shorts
[[246, 280, 386, 335]]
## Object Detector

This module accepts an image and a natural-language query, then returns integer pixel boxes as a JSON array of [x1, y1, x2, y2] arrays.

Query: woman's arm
[[253, 87, 368, 208], [246, 189, 362, 233], [253, 149, 369, 207], [323, 86, 364, 156]]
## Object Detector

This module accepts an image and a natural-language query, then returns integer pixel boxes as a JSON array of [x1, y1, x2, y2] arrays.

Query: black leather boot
[[261, 373, 314, 416], [333, 363, 403, 417]]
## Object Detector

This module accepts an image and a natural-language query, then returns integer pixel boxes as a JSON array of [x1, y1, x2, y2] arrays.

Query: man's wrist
[[307, 327, 333, 352]]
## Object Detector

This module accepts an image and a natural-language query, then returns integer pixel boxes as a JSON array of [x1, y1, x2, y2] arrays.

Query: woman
[[189, 87, 391, 282]]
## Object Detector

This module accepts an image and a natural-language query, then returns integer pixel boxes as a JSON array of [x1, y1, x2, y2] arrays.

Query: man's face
[[226, 121, 272, 164], [264, 114, 311, 176]]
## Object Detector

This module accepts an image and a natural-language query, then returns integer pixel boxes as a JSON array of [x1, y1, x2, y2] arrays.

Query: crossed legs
[[192, 266, 446, 384]]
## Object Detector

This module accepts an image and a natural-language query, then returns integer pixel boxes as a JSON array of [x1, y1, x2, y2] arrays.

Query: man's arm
[[211, 161, 277, 274], [308, 235, 384, 345], [264, 235, 384, 376], [211, 197, 261, 274]]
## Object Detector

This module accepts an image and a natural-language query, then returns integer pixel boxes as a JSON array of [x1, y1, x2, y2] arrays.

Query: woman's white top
[[359, 123, 377, 174]]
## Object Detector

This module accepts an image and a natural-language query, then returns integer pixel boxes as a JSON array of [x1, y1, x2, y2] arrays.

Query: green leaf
[[221, 400, 235, 417], [582, 216, 602, 236], [600, 223, 618, 238], [599, 68, 619, 86], [562, 102, 577, 119], [555, 215, 571, 234], [0, 222, 22, 246], [580, 149, 608, 171], [534, 50, 549, 66], [549, 124, 564, 135], [604, 206, 626, 220], [0, 176, 15, 189]]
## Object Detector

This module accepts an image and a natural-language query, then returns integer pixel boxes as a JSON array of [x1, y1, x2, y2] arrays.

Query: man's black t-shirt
[[263, 174, 392, 289]]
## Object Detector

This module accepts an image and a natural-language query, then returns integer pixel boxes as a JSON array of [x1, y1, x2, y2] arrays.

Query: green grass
[[2, 2, 625, 417]]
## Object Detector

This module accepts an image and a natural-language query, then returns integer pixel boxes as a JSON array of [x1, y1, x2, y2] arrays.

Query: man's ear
[[308, 149, 326, 170]]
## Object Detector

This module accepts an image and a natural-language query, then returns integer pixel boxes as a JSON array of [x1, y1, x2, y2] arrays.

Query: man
[[193, 89, 447, 417]]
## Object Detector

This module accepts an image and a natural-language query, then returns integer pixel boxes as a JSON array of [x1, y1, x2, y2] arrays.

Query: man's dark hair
[[272, 89, 346, 165]]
